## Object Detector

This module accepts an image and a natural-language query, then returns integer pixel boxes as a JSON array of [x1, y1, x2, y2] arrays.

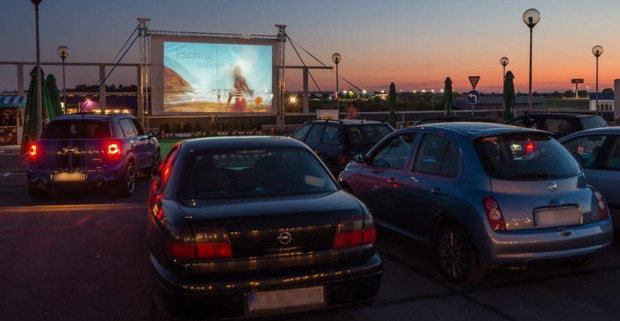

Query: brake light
[[525, 142, 534, 153], [483, 196, 506, 231], [338, 154, 354, 166], [333, 214, 376, 248], [592, 188, 608, 220], [105, 142, 121, 160], [166, 228, 233, 260], [27, 143, 38, 161]]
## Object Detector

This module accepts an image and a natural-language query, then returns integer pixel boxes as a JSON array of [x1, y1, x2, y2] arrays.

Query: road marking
[[0, 203, 146, 213]]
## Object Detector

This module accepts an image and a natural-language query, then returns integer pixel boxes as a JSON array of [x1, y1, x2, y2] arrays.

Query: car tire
[[151, 150, 161, 176], [117, 162, 136, 197], [27, 183, 51, 199], [436, 224, 485, 285]]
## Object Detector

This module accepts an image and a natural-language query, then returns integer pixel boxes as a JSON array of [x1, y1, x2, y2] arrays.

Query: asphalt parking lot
[[1, 149, 619, 321]]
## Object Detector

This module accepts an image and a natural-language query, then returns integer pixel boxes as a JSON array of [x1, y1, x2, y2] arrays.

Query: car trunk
[[490, 176, 598, 230], [177, 191, 371, 274], [34, 138, 114, 171]]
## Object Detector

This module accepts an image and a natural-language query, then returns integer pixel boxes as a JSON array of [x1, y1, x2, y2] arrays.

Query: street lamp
[[332, 53, 341, 111], [592, 45, 604, 116], [523, 8, 540, 114], [500, 57, 509, 79], [31, 0, 43, 139], [56, 45, 69, 114]]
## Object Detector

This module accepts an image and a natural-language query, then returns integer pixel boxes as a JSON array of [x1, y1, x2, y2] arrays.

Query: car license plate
[[534, 206, 582, 228], [52, 172, 86, 182], [247, 286, 325, 314]]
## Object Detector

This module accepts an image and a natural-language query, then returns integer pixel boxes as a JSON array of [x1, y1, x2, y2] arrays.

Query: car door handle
[[431, 187, 446, 195], [387, 178, 399, 187]]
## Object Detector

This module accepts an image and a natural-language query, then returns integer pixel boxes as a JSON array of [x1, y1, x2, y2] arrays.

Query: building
[[589, 92, 614, 112]]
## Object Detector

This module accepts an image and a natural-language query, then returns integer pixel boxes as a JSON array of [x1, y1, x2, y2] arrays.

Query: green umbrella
[[23, 66, 54, 142], [503, 71, 515, 122], [387, 82, 397, 128], [46, 74, 63, 117], [443, 77, 453, 116]]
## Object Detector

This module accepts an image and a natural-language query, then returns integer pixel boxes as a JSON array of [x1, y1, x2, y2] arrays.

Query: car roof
[[514, 113, 600, 119], [308, 119, 386, 125], [412, 122, 549, 139], [558, 126, 620, 141], [50, 113, 133, 122], [180, 136, 309, 151]]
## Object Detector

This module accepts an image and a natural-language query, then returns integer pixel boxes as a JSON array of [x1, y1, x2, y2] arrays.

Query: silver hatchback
[[339, 123, 613, 284]]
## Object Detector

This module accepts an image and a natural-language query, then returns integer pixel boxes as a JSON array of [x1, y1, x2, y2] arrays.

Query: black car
[[290, 119, 393, 174], [147, 136, 382, 320], [505, 113, 607, 138]]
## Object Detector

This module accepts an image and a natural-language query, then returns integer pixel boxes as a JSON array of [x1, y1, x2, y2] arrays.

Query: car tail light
[[525, 142, 535, 153], [166, 228, 233, 260], [105, 142, 121, 160], [483, 196, 506, 231], [27, 143, 38, 161], [338, 154, 354, 166], [333, 214, 376, 248], [592, 188, 608, 220]]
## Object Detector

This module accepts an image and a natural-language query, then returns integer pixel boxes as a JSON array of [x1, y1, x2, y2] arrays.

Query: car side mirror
[[354, 154, 366, 164], [148, 130, 156, 138]]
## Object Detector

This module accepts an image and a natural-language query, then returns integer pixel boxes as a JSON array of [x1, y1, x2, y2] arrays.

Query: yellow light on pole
[[289, 96, 297, 103]]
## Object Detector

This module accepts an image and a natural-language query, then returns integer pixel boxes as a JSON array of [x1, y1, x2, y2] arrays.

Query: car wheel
[[117, 162, 136, 197], [436, 224, 484, 285], [27, 183, 51, 199], [151, 151, 162, 177]]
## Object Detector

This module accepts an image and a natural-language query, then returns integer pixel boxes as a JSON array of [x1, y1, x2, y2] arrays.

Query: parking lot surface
[[1, 152, 619, 321]]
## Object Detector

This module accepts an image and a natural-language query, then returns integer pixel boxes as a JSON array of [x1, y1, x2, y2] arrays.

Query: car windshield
[[347, 124, 392, 146], [182, 147, 338, 199], [42, 120, 111, 139], [474, 134, 581, 180], [581, 116, 608, 130]]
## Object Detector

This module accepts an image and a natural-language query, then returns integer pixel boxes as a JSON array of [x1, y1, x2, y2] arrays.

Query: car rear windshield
[[474, 134, 581, 180], [580, 116, 608, 130], [181, 147, 338, 199], [42, 120, 111, 139], [347, 124, 392, 146]]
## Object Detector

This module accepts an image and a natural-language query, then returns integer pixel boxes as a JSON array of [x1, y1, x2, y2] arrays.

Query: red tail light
[[483, 196, 506, 231], [525, 142, 535, 153], [105, 142, 121, 160], [27, 143, 38, 161], [338, 154, 354, 166], [333, 214, 376, 248], [166, 228, 233, 260], [592, 188, 608, 220]]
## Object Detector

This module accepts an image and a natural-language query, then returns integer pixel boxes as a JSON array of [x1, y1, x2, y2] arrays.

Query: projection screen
[[151, 35, 277, 115]]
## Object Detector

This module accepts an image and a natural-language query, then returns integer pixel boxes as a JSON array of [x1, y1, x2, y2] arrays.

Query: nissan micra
[[339, 122, 613, 284]]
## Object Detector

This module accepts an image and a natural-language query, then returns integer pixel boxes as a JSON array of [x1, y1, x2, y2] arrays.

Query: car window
[[119, 119, 137, 137], [506, 117, 538, 129], [604, 137, 620, 170], [413, 134, 450, 175], [305, 124, 324, 144], [581, 116, 608, 130], [322, 125, 341, 145], [347, 124, 393, 147], [291, 123, 312, 141], [131, 118, 145, 135], [439, 143, 459, 177], [474, 134, 581, 180], [371, 133, 416, 170], [41, 120, 111, 139], [562, 135, 608, 169], [544, 118, 572, 134], [181, 148, 338, 199]]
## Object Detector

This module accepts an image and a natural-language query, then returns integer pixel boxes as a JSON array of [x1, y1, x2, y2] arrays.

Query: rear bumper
[[469, 217, 613, 267], [151, 253, 382, 320], [27, 165, 123, 187]]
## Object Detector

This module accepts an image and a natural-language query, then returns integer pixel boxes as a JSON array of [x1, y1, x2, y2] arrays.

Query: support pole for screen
[[276, 25, 287, 128]]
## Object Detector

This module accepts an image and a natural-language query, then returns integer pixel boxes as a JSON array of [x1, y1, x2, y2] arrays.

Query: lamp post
[[500, 57, 509, 80], [523, 8, 540, 114], [592, 45, 604, 116], [31, 0, 43, 139], [56, 45, 69, 114], [332, 53, 341, 112]]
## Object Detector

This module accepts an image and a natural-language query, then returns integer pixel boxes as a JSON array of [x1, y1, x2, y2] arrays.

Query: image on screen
[[163, 41, 273, 113]]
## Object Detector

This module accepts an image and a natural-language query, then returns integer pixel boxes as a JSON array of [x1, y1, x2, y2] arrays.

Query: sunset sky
[[1, 0, 620, 93]]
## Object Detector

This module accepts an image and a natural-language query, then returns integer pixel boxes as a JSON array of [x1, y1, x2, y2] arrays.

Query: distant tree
[[577, 90, 588, 98], [564, 90, 574, 97], [602, 88, 614, 95]]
